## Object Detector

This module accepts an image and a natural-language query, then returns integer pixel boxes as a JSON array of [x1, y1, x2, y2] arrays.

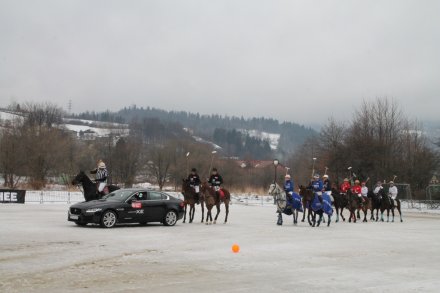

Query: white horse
[[268, 183, 300, 225]]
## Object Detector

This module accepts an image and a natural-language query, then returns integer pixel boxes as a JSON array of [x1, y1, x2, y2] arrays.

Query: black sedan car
[[68, 189, 184, 228]]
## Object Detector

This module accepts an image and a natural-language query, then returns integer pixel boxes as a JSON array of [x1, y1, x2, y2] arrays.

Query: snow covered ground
[[1, 203, 439, 292]]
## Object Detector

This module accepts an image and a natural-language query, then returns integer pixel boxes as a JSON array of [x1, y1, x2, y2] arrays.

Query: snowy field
[[1, 203, 440, 293]]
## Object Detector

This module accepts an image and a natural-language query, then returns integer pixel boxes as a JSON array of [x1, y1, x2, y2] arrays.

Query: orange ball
[[232, 244, 240, 253]]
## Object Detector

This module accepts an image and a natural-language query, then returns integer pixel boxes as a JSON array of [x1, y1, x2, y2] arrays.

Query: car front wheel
[[163, 210, 177, 226], [100, 210, 117, 228]]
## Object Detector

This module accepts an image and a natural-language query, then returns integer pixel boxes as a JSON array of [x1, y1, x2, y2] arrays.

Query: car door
[[120, 192, 147, 223], [144, 191, 167, 222]]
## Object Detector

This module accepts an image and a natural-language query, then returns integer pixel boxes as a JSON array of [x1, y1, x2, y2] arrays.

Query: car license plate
[[70, 214, 79, 220]]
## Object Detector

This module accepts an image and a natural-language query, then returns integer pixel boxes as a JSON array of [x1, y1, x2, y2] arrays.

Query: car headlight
[[85, 208, 102, 213]]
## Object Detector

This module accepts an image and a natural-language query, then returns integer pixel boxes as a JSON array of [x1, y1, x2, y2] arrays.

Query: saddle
[[218, 189, 225, 200]]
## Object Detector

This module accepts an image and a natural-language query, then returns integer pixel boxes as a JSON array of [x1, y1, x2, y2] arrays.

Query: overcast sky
[[0, 0, 439, 125]]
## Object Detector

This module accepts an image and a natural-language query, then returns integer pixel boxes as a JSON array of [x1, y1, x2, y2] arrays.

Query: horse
[[332, 186, 348, 222], [268, 183, 303, 226], [181, 179, 205, 223], [72, 171, 120, 201], [346, 189, 360, 223], [380, 193, 403, 222], [310, 192, 333, 227], [200, 182, 230, 225], [298, 185, 314, 226], [368, 190, 382, 221], [356, 195, 370, 222]]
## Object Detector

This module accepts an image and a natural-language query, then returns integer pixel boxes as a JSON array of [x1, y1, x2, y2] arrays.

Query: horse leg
[[391, 207, 395, 223], [213, 204, 220, 224], [183, 204, 187, 223], [201, 201, 205, 223], [357, 209, 360, 219], [224, 203, 229, 224], [327, 213, 331, 227], [312, 212, 316, 227], [341, 207, 346, 222], [294, 210, 298, 225], [335, 206, 339, 223], [398, 204, 403, 222], [301, 202, 306, 222], [386, 209, 390, 222], [190, 205, 195, 223], [308, 208, 313, 226], [317, 212, 323, 227], [277, 212, 283, 226]]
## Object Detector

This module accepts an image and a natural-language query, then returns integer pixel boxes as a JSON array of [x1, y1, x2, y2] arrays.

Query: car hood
[[70, 200, 122, 209]]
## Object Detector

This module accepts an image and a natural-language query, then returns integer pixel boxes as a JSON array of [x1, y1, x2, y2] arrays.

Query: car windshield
[[102, 190, 135, 202]]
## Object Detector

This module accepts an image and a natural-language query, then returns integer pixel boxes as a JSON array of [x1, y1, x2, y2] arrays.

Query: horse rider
[[323, 174, 332, 199], [388, 181, 398, 206], [90, 160, 108, 195], [310, 174, 323, 203], [351, 180, 362, 203], [361, 181, 369, 202], [373, 181, 383, 196], [340, 178, 351, 194], [187, 168, 201, 204], [209, 168, 224, 200], [284, 174, 294, 203]]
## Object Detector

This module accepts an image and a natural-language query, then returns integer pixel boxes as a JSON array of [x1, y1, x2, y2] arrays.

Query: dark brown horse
[[299, 185, 313, 226], [72, 171, 119, 201], [200, 182, 231, 224], [332, 186, 348, 222], [181, 179, 205, 223], [368, 190, 382, 221], [380, 193, 403, 222]]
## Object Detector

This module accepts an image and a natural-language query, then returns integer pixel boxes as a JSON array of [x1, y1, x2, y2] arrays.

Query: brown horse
[[181, 179, 205, 223], [200, 182, 231, 224], [356, 195, 370, 222], [299, 185, 313, 226], [346, 189, 359, 223]]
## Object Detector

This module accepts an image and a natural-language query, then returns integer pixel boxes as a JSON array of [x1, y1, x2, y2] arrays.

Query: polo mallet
[[392, 175, 397, 182], [311, 158, 317, 179], [285, 167, 290, 176], [365, 177, 370, 184], [185, 152, 190, 177], [208, 150, 217, 176], [324, 167, 328, 176]]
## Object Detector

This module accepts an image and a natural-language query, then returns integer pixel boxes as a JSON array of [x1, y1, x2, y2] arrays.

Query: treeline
[[213, 128, 272, 159], [72, 105, 317, 155], [285, 98, 439, 197]]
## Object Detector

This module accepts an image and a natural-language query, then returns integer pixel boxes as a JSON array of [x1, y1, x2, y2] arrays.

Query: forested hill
[[72, 105, 317, 154]]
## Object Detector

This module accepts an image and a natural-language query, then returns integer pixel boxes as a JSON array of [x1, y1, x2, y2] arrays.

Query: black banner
[[0, 189, 26, 203]]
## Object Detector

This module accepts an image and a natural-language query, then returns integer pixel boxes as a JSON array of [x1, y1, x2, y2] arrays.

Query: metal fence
[[6, 190, 440, 212], [426, 185, 440, 200], [400, 200, 440, 211], [22, 190, 185, 204]]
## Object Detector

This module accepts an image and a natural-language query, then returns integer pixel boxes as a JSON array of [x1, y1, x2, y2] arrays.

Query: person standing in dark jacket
[[187, 168, 201, 204]]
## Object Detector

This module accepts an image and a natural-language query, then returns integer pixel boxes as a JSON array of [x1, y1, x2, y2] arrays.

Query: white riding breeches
[[98, 182, 106, 192]]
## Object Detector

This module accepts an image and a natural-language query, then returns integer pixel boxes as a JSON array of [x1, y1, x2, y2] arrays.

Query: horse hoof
[[301, 219, 305, 222], [213, 221, 217, 224], [401, 220, 403, 222]]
